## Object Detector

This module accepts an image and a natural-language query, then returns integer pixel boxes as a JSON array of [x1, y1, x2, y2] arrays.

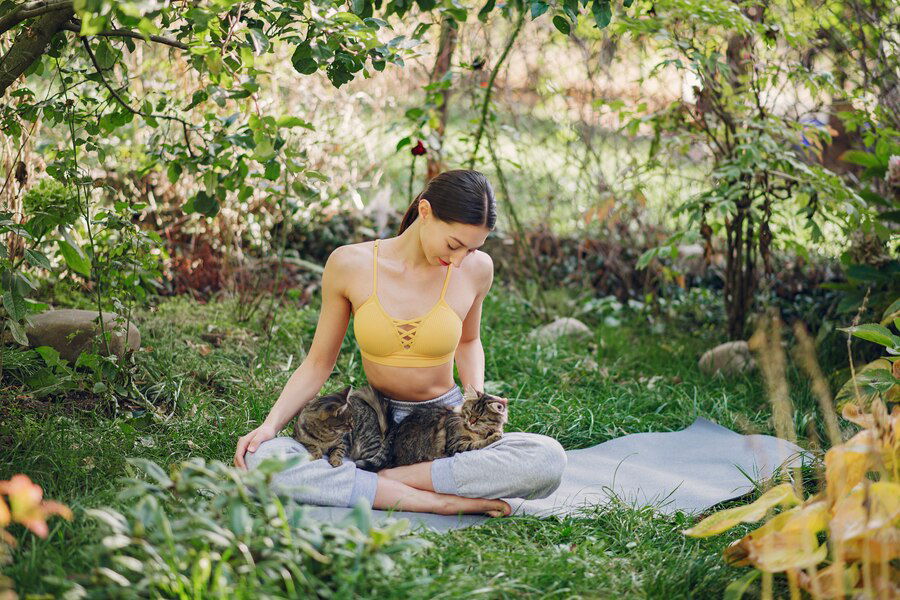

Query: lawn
[[0, 286, 829, 598]]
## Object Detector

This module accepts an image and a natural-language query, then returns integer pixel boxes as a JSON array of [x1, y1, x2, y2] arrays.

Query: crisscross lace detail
[[392, 318, 423, 350]]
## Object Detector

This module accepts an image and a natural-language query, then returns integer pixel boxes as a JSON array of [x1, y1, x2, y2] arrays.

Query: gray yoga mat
[[305, 417, 807, 532]]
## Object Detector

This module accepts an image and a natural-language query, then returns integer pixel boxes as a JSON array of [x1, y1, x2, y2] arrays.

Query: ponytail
[[395, 170, 496, 236]]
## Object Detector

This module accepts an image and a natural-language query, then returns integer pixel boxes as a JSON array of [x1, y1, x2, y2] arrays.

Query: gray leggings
[[245, 385, 567, 507]]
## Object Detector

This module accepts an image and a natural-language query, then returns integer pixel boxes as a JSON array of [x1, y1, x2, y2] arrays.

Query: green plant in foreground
[[47, 457, 428, 599], [834, 301, 900, 412]]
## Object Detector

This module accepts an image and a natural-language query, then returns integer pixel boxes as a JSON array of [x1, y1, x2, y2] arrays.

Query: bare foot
[[438, 495, 510, 518]]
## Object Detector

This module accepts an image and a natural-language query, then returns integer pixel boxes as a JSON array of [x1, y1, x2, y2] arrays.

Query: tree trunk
[[0, 7, 74, 97], [425, 17, 457, 181]]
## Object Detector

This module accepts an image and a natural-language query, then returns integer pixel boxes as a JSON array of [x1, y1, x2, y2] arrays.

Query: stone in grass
[[21, 309, 140, 364], [528, 317, 593, 344], [698, 341, 757, 377]]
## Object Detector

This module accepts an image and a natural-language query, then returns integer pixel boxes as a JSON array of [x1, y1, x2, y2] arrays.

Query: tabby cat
[[293, 385, 393, 470], [388, 390, 508, 467]]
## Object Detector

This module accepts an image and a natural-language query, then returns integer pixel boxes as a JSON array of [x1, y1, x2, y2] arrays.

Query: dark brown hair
[[397, 170, 497, 235]]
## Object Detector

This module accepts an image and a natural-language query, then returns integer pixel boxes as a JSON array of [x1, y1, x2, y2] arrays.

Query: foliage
[[48, 456, 428, 598], [833, 306, 900, 412], [0, 474, 72, 599], [1, 171, 164, 408], [623, 0, 896, 339], [684, 316, 900, 598]]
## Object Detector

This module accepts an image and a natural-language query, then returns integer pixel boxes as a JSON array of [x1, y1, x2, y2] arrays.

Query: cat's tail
[[355, 429, 395, 471]]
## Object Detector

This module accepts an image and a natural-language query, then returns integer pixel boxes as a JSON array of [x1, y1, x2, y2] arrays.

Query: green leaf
[[858, 189, 891, 208], [264, 161, 281, 181], [477, 0, 495, 21], [275, 116, 314, 130], [58, 239, 92, 277], [724, 570, 760, 600], [591, 0, 611, 28], [228, 502, 252, 537], [882, 298, 900, 324], [252, 138, 276, 161], [7, 319, 28, 346], [838, 324, 900, 350], [444, 6, 467, 22], [838, 150, 879, 168], [845, 264, 891, 283], [95, 40, 117, 71], [636, 247, 659, 270], [247, 28, 269, 55], [877, 210, 900, 224], [552, 15, 571, 34], [126, 458, 173, 488], [531, 1, 549, 18], [3, 290, 26, 321], [192, 191, 219, 218], [24, 249, 52, 270], [167, 162, 182, 184], [291, 43, 318, 75], [35, 345, 66, 369]]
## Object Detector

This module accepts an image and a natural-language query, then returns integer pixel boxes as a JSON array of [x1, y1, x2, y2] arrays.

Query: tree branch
[[468, 8, 525, 170], [0, 4, 74, 96], [0, 0, 73, 36], [80, 36, 202, 154], [62, 21, 187, 50]]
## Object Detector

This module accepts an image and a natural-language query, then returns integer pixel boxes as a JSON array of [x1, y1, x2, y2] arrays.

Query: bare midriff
[[361, 358, 457, 402]]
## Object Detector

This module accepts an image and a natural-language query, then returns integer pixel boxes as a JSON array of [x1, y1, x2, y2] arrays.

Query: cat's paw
[[328, 455, 344, 467]]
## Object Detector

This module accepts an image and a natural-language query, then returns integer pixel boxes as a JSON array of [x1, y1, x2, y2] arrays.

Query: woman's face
[[417, 199, 491, 269]]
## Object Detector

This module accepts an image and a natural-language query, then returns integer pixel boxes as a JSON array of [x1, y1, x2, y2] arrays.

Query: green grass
[[0, 287, 834, 598]]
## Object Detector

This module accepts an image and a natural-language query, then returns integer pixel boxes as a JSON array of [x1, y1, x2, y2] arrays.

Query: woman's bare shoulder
[[325, 241, 375, 269], [461, 250, 493, 292]]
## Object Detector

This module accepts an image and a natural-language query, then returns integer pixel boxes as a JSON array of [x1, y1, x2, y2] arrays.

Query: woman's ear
[[418, 198, 432, 220]]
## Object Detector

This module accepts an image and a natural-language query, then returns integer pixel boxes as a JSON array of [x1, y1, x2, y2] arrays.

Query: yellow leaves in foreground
[[682, 483, 801, 538], [682, 400, 900, 598], [722, 501, 829, 571], [830, 482, 900, 544]]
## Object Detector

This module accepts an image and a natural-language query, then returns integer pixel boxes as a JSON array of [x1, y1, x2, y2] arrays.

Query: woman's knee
[[495, 433, 567, 499], [528, 435, 567, 498], [244, 436, 307, 471]]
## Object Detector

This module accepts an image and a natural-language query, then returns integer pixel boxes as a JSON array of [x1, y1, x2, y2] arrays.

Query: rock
[[698, 341, 756, 377], [21, 309, 141, 364], [529, 317, 593, 344]]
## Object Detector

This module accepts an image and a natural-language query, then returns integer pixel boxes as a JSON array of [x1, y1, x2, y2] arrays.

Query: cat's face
[[460, 391, 508, 432]]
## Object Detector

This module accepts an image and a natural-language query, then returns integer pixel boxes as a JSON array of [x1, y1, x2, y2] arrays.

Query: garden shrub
[[49, 456, 428, 598]]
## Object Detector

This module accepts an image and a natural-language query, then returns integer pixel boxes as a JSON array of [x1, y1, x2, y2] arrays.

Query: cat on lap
[[293, 384, 507, 470]]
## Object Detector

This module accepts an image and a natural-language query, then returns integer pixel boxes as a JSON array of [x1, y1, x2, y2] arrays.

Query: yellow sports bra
[[353, 239, 463, 367]]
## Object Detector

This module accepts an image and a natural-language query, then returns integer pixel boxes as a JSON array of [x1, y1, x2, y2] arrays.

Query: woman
[[234, 170, 566, 516]]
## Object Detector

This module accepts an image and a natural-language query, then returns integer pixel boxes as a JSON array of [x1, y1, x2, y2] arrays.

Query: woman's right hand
[[234, 423, 279, 469]]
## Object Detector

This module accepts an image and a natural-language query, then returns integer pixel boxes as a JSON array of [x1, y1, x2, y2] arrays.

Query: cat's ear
[[462, 384, 479, 402], [339, 385, 352, 399]]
